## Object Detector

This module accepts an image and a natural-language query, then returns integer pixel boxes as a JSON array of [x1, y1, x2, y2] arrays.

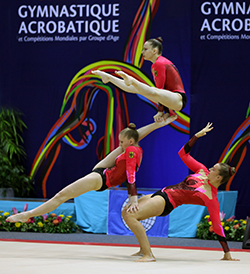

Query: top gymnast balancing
[[122, 122, 239, 262], [92, 37, 186, 122], [6, 114, 177, 223]]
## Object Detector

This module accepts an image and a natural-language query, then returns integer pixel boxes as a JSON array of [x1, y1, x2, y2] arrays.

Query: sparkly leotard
[[161, 136, 229, 252], [151, 56, 186, 112]]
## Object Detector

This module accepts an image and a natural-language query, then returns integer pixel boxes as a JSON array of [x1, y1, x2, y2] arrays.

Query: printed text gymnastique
[[200, 2, 250, 32], [18, 4, 120, 36]]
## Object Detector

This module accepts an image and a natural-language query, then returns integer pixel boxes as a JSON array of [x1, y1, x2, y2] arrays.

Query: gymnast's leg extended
[[6, 172, 103, 223], [92, 70, 139, 94], [116, 71, 183, 111]]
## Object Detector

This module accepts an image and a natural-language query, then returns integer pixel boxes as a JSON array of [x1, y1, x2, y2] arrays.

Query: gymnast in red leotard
[[6, 115, 177, 224], [92, 37, 186, 122], [150, 44, 186, 116], [122, 122, 239, 262]]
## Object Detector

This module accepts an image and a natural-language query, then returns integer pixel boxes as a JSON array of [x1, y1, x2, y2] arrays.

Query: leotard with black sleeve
[[161, 136, 229, 253]]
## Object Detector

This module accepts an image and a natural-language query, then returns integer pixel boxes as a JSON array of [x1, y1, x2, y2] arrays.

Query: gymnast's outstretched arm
[[138, 114, 177, 141], [94, 114, 177, 169]]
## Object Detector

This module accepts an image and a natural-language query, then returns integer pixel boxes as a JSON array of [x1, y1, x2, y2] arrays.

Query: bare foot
[[6, 212, 29, 223], [135, 253, 156, 262], [131, 250, 143, 257], [91, 70, 110, 84], [115, 71, 134, 86]]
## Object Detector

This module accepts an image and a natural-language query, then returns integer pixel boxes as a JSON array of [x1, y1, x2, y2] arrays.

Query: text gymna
[[201, 2, 250, 15]]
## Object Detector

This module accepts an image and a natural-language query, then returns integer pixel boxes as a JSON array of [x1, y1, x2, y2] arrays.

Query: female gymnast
[[6, 114, 177, 223], [92, 37, 186, 122], [122, 122, 239, 262]]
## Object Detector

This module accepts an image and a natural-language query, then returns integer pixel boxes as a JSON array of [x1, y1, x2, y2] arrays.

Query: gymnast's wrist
[[130, 195, 138, 203]]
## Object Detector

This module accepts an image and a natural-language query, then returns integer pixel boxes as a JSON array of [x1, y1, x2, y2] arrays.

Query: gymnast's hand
[[127, 202, 139, 213], [155, 113, 177, 128], [154, 111, 164, 122], [195, 122, 213, 138], [126, 195, 139, 213]]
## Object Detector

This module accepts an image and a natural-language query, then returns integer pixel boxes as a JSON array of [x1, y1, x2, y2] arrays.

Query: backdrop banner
[[1, 0, 249, 219], [107, 189, 169, 237], [75, 190, 109, 234], [190, 0, 250, 218], [0, 0, 190, 199]]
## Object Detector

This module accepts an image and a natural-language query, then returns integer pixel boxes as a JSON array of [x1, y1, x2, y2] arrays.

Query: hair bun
[[128, 123, 136, 130], [229, 166, 236, 176], [155, 37, 163, 43]]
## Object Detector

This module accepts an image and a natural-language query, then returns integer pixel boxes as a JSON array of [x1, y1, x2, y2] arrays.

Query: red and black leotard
[[104, 146, 142, 195], [161, 136, 229, 253], [151, 56, 186, 112]]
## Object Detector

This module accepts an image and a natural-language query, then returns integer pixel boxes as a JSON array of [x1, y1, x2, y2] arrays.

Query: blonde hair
[[218, 163, 235, 184], [119, 123, 139, 143]]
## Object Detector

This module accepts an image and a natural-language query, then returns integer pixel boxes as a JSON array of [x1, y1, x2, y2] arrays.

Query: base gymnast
[[122, 122, 239, 262], [92, 37, 186, 122], [6, 114, 177, 223]]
